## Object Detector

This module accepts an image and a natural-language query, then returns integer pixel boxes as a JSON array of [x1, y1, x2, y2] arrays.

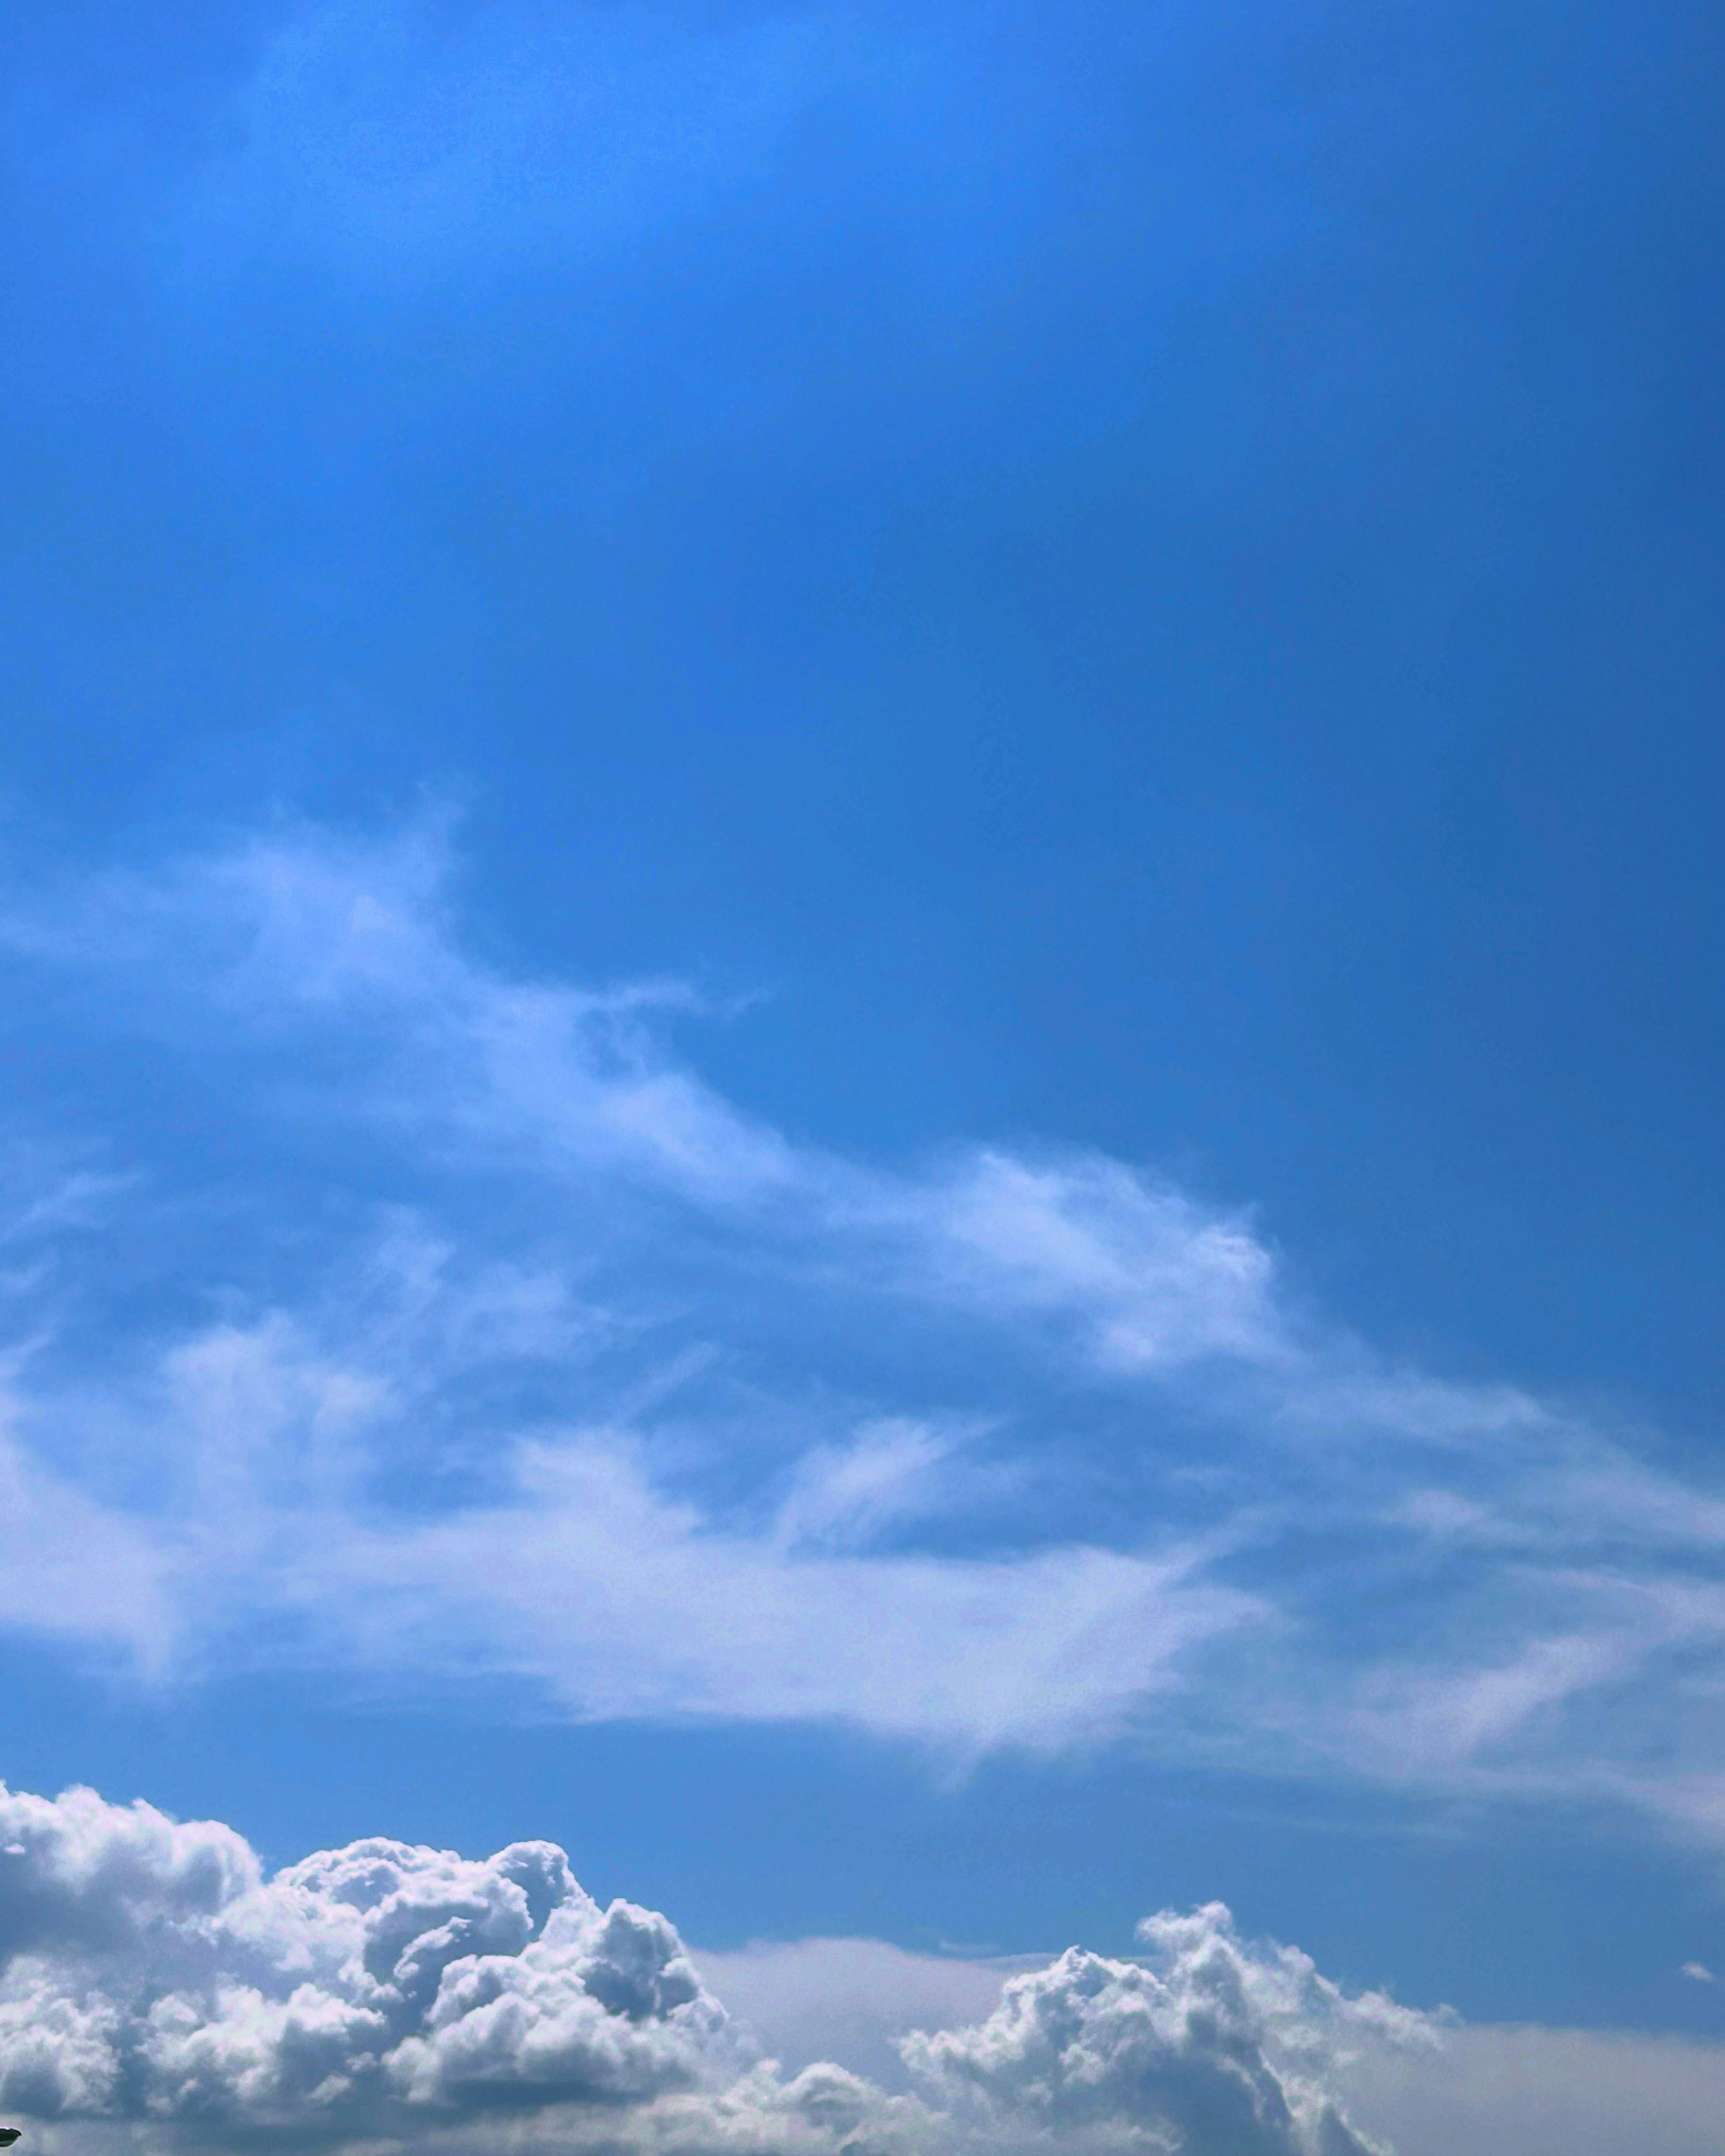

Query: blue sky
[[0, 4, 1723, 2152]]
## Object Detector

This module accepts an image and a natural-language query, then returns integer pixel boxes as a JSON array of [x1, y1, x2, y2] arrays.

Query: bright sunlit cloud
[[0, 1777, 1434, 2156]]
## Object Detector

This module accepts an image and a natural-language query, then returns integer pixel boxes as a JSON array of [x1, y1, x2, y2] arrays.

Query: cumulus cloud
[[902, 1910, 1408, 2156], [0, 1784, 1422, 2156], [716, 1936, 1725, 2156], [4, 818, 1725, 1829], [0, 1783, 737, 2141], [1, 1794, 1717, 2156]]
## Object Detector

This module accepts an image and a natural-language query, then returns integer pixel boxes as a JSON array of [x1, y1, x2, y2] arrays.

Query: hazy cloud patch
[[4, 819, 1725, 1833]]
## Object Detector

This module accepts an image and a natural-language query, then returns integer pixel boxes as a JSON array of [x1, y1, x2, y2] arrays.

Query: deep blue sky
[[2, 0, 1723, 2046]]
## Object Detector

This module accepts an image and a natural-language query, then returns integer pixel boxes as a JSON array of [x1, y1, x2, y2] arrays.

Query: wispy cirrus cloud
[[2, 817, 1725, 1829]]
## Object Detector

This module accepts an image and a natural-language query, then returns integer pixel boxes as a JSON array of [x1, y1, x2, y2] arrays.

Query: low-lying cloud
[[0, 1781, 1421, 2156], [0, 1782, 736, 2137]]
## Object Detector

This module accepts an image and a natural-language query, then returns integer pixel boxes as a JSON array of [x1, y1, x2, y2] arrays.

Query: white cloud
[[0, 1785, 1427, 2156], [4, 1783, 1721, 2156], [0, 1381, 172, 1670], [903, 1903, 1428, 2156], [772, 1419, 966, 1553], [286, 1430, 1257, 1751], [5, 818, 1725, 1831], [718, 1936, 1725, 2156], [0, 1783, 738, 2142], [913, 1150, 1287, 1374]]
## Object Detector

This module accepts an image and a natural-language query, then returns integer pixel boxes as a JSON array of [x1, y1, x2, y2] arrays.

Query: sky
[[0, 2, 1722, 2152]]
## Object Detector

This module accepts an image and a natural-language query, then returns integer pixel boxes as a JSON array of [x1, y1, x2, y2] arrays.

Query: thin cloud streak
[[3, 820, 1725, 1830]]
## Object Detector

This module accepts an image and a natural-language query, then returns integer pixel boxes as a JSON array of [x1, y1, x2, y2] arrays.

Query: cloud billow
[[0, 1782, 1413, 2156], [0, 1783, 736, 2138], [905, 1906, 1432, 2156]]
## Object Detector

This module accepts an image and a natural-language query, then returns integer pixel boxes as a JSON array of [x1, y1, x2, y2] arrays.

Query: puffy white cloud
[[704, 1935, 1725, 2156], [0, 1786, 1424, 2156], [14, 1778, 1721, 2156], [902, 1902, 1426, 2156], [0, 1783, 258, 1962], [0, 1785, 737, 2141]]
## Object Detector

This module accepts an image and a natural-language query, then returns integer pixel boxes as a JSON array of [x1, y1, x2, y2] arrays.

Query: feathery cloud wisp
[[3, 821, 1725, 1825]]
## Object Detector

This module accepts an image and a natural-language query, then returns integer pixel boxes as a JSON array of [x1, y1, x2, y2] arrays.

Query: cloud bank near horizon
[[4, 1778, 1725, 2156], [0, 1777, 1429, 2156], [1, 820, 1725, 1838]]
